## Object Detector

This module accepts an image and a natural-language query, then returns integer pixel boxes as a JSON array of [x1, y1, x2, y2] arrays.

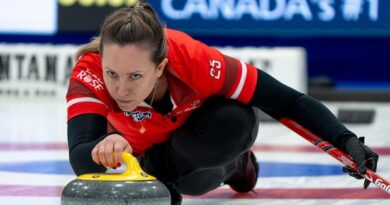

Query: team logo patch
[[77, 68, 104, 91], [124, 111, 152, 122]]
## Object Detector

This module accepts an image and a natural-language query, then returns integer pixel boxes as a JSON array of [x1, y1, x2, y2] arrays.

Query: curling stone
[[61, 152, 170, 205]]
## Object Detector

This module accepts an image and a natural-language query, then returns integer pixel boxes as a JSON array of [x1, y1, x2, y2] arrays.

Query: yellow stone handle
[[77, 152, 156, 181], [119, 152, 156, 180]]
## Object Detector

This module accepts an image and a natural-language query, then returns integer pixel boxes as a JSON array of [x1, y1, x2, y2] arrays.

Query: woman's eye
[[130, 74, 142, 80], [107, 71, 117, 79]]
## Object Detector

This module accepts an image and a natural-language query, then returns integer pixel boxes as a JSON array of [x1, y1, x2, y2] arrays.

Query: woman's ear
[[157, 58, 168, 77]]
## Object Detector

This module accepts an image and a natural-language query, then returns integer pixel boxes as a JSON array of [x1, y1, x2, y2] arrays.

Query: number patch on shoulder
[[209, 60, 221, 80]]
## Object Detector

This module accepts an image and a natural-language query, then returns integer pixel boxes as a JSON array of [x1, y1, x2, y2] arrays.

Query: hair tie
[[135, 5, 144, 10]]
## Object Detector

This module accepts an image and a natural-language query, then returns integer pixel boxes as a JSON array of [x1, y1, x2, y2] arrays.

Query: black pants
[[140, 96, 260, 195]]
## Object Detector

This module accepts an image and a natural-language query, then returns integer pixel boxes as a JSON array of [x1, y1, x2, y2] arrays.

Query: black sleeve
[[249, 69, 356, 150], [67, 114, 109, 176]]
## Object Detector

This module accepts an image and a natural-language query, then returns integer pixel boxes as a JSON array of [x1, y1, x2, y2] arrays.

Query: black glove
[[342, 136, 379, 189]]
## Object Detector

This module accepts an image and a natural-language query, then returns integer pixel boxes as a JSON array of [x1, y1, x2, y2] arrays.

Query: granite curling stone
[[61, 152, 171, 205]]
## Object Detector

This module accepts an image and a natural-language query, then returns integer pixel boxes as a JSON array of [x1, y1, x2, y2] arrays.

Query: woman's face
[[102, 43, 166, 112]]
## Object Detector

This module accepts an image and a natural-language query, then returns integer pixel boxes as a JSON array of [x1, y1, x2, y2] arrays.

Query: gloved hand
[[342, 136, 379, 189]]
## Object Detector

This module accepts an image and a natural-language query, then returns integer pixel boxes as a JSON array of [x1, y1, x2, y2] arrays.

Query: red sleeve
[[166, 29, 258, 104], [220, 55, 258, 104], [66, 53, 111, 121]]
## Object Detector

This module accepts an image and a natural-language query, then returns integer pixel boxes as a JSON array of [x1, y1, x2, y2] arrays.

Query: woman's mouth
[[117, 99, 132, 104], [116, 100, 137, 112]]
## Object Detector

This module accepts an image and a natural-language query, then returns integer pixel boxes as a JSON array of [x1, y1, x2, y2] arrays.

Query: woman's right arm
[[68, 111, 132, 175], [67, 114, 108, 176]]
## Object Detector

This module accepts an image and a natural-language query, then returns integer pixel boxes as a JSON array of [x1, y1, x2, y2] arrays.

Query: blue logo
[[124, 111, 152, 122]]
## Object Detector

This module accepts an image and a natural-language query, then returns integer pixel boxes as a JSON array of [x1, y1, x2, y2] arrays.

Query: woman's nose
[[117, 80, 129, 97]]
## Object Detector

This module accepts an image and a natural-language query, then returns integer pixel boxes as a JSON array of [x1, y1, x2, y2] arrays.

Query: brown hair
[[75, 3, 166, 65]]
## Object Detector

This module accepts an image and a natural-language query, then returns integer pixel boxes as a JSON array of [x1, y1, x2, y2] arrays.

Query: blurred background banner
[[0, 44, 76, 99], [0, 0, 57, 35], [54, 0, 390, 37], [150, 0, 389, 37], [58, 0, 118, 33]]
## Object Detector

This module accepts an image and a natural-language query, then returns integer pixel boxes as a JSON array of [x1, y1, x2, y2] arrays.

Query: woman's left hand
[[343, 136, 379, 188]]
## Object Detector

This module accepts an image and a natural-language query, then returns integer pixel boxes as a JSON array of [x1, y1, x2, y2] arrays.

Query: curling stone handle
[[120, 152, 156, 180], [76, 152, 156, 181]]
